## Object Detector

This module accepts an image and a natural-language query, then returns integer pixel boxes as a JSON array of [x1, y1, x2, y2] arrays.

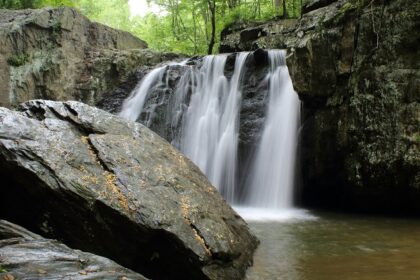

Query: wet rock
[[252, 48, 268, 66], [236, 53, 271, 190], [0, 100, 258, 279], [220, 0, 420, 213], [0, 220, 147, 280], [134, 64, 191, 141]]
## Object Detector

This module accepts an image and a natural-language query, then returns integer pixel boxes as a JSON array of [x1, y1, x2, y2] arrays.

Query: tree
[[282, 0, 287, 17], [207, 0, 216, 54], [1, 0, 304, 55], [0, 0, 38, 8]]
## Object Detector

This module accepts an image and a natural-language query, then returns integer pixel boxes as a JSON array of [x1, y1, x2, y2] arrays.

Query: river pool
[[244, 211, 420, 280]]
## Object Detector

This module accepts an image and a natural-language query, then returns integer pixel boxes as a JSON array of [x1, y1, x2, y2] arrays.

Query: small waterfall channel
[[119, 50, 302, 220], [244, 51, 300, 209]]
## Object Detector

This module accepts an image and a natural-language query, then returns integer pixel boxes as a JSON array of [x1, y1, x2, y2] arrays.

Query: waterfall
[[244, 50, 300, 209], [179, 55, 229, 197], [119, 50, 304, 219], [179, 53, 249, 203], [119, 66, 167, 121]]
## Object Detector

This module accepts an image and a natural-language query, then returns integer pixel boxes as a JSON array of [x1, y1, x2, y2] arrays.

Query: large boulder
[[0, 7, 180, 108], [0, 220, 147, 280], [0, 100, 258, 279], [220, 0, 420, 213]]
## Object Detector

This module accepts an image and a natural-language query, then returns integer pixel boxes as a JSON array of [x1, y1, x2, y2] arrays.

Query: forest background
[[1, 0, 302, 54]]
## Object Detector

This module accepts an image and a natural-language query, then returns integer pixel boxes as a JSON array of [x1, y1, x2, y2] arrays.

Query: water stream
[[120, 65, 168, 121], [180, 53, 249, 203], [243, 50, 300, 210], [119, 50, 300, 212]]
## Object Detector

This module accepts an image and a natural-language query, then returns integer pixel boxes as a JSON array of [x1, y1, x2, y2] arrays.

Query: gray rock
[[0, 220, 147, 280], [0, 100, 258, 279], [220, 0, 420, 213], [0, 7, 181, 108], [302, 0, 338, 13]]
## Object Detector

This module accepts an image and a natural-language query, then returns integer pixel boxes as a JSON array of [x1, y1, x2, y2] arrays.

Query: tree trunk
[[282, 0, 288, 18], [192, 0, 198, 53], [207, 0, 216, 54]]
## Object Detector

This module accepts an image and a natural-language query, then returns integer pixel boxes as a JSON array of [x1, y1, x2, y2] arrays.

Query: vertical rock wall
[[220, 0, 420, 213]]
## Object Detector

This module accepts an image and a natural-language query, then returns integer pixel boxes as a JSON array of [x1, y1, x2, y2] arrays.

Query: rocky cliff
[[220, 0, 420, 213], [0, 7, 180, 108]]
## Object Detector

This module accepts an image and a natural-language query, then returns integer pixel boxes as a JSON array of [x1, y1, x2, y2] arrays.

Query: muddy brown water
[[245, 212, 420, 280]]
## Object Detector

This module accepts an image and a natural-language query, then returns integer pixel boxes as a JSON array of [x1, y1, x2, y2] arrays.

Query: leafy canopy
[[1, 0, 302, 54]]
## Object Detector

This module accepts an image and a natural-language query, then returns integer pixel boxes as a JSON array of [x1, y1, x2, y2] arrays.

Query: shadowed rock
[[220, 0, 420, 214], [0, 100, 258, 280], [0, 220, 147, 280]]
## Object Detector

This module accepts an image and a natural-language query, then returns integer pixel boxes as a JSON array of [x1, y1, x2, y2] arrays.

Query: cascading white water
[[179, 55, 229, 191], [243, 50, 300, 209], [119, 50, 309, 220], [119, 66, 168, 121], [180, 53, 249, 202]]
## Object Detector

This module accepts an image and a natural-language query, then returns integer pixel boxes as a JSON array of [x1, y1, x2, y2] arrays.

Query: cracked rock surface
[[0, 100, 258, 280], [0, 220, 147, 280]]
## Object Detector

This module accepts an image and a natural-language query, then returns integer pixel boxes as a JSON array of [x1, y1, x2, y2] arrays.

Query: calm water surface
[[246, 212, 420, 280]]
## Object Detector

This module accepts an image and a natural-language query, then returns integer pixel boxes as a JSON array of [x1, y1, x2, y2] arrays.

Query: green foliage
[[40, 0, 77, 7], [338, 2, 357, 15], [0, 0, 38, 8], [76, 0, 131, 31], [1, 0, 303, 55], [7, 53, 29, 66], [0, 0, 76, 9], [130, 0, 302, 54], [0, 266, 7, 273]]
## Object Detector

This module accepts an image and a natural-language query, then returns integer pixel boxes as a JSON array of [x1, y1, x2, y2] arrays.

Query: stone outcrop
[[0, 7, 181, 108], [220, 0, 420, 213], [0, 100, 258, 279], [302, 0, 337, 13], [0, 220, 147, 280]]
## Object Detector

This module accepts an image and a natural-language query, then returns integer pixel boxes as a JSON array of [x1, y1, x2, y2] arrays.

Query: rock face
[[220, 0, 420, 213], [0, 220, 147, 279], [0, 7, 180, 108], [302, 0, 337, 13], [0, 100, 258, 279]]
